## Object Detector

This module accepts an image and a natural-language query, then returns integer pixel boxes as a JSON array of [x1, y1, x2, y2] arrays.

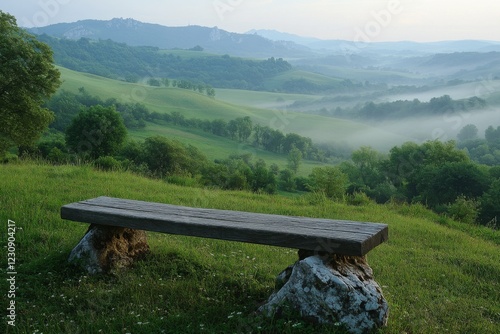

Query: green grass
[[262, 69, 343, 91], [1, 162, 499, 333], [216, 88, 322, 109], [305, 65, 426, 83]]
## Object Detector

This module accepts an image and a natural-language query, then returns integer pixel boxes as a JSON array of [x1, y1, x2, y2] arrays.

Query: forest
[[36, 34, 292, 90]]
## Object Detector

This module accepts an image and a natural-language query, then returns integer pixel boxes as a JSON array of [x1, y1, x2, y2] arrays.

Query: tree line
[[35, 101, 500, 228], [45, 89, 350, 163], [338, 141, 499, 228], [37, 89, 500, 229], [28, 103, 342, 196], [456, 124, 500, 166], [35, 34, 292, 90], [147, 77, 216, 97], [325, 95, 487, 120]]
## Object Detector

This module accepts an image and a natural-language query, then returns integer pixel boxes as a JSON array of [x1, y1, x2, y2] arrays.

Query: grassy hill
[[58, 67, 411, 151], [1, 162, 499, 333], [128, 122, 327, 176]]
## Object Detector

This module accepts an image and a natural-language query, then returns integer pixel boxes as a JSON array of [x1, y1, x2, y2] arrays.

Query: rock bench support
[[258, 252, 388, 334], [62, 196, 389, 333], [68, 224, 150, 274]]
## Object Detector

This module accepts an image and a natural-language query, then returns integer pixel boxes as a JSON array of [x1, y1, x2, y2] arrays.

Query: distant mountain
[[246, 29, 321, 46], [248, 29, 500, 54], [29, 18, 312, 58]]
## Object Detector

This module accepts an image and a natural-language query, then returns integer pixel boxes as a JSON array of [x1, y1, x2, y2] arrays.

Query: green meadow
[[1, 162, 499, 333], [128, 122, 326, 176]]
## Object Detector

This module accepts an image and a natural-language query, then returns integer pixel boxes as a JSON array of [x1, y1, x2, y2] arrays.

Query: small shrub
[[94, 156, 121, 171], [166, 174, 200, 187], [47, 147, 68, 164], [347, 192, 372, 206], [304, 191, 330, 205], [1, 152, 19, 164], [445, 195, 480, 225]]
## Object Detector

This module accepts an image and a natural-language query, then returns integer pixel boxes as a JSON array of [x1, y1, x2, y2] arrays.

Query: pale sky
[[2, 0, 499, 42]]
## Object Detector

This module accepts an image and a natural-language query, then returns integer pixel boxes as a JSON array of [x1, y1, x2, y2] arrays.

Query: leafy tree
[[140, 136, 207, 177], [485, 126, 500, 149], [251, 159, 277, 194], [0, 11, 61, 156], [350, 146, 386, 188], [147, 78, 161, 87], [279, 169, 297, 192], [386, 140, 468, 190], [478, 180, 500, 228], [236, 117, 253, 142], [308, 166, 347, 200], [206, 86, 216, 98], [413, 161, 489, 209], [457, 124, 478, 142], [227, 120, 238, 140], [287, 146, 302, 174], [44, 90, 82, 131], [65, 105, 127, 158]]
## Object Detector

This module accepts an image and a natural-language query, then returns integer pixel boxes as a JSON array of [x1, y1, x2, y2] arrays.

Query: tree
[[147, 78, 161, 87], [65, 105, 127, 158], [140, 136, 207, 177], [287, 146, 302, 174], [413, 161, 489, 209], [350, 146, 386, 188], [457, 124, 478, 142], [279, 169, 296, 192], [0, 11, 61, 156], [485, 126, 500, 149], [386, 140, 469, 191], [237, 117, 253, 142], [308, 166, 347, 200], [478, 180, 500, 228]]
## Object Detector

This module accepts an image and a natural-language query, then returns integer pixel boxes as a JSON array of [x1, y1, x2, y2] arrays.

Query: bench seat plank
[[61, 196, 388, 256]]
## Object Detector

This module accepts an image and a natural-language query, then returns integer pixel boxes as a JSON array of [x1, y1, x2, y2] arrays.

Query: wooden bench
[[61, 196, 390, 331], [61, 196, 388, 257]]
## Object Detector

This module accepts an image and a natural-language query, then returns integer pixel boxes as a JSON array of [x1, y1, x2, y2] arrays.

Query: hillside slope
[[58, 67, 412, 150], [1, 163, 499, 333]]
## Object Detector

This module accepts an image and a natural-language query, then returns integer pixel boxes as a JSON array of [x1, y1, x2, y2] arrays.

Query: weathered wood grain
[[61, 196, 388, 256]]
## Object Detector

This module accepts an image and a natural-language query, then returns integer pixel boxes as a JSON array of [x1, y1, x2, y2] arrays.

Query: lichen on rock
[[258, 254, 388, 334]]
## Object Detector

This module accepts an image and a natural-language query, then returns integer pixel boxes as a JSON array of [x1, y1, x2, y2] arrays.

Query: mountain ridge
[[29, 18, 312, 58], [247, 29, 500, 54], [31, 18, 500, 59]]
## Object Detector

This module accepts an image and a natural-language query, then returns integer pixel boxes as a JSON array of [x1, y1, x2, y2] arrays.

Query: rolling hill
[[58, 66, 412, 152]]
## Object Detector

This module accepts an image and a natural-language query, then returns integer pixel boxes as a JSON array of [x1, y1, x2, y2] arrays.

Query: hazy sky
[[2, 0, 499, 42]]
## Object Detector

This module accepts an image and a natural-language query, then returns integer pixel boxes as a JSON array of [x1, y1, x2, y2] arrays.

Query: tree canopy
[[65, 105, 127, 158], [0, 11, 61, 156]]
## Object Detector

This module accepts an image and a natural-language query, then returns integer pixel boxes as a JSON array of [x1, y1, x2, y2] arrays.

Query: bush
[[478, 180, 500, 228], [140, 136, 207, 178], [94, 156, 121, 171], [347, 192, 373, 206], [308, 166, 347, 200], [47, 147, 69, 164], [445, 195, 479, 225]]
